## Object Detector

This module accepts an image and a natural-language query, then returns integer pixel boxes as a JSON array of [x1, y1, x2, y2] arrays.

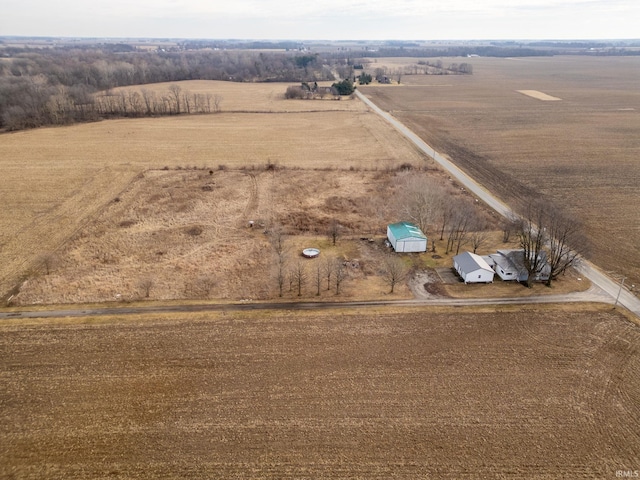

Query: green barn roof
[[388, 222, 427, 240]]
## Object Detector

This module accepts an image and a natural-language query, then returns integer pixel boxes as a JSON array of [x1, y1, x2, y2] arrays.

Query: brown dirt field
[[0, 99, 428, 302], [360, 55, 640, 293], [1, 306, 639, 478]]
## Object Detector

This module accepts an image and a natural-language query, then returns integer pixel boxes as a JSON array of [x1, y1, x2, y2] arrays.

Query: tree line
[[0, 48, 333, 131], [1, 81, 224, 130]]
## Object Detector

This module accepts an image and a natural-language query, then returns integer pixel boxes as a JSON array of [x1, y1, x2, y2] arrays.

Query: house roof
[[454, 251, 493, 273], [387, 222, 427, 240], [490, 249, 551, 279], [490, 250, 523, 274]]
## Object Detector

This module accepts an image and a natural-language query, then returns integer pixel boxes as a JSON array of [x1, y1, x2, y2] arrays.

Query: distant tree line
[[333, 44, 640, 60], [0, 48, 333, 131], [337, 45, 554, 59]]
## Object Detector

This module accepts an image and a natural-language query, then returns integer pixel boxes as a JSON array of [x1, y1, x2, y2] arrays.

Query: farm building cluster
[[386, 221, 552, 285], [453, 250, 551, 284]]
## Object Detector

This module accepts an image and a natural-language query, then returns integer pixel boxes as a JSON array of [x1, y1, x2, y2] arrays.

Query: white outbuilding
[[387, 222, 427, 253], [453, 251, 495, 284]]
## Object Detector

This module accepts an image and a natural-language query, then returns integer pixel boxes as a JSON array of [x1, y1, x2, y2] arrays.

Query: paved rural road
[[356, 90, 640, 318]]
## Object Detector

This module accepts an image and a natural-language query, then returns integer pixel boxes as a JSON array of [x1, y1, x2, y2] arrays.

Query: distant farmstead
[[453, 251, 495, 284], [387, 222, 427, 253]]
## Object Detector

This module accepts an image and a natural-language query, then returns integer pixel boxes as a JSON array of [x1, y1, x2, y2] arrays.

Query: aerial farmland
[[1, 43, 639, 479]]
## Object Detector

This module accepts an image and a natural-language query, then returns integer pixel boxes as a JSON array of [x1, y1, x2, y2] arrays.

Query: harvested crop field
[[1, 306, 639, 478], [113, 79, 366, 113], [0, 92, 427, 302], [361, 55, 640, 292]]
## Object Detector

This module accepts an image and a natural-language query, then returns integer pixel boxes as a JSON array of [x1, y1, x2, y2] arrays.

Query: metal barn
[[387, 222, 428, 253]]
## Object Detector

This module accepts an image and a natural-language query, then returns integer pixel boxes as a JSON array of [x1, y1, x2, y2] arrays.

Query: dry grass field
[[0, 86, 428, 303], [1, 306, 639, 478], [113, 80, 366, 113], [361, 55, 640, 292], [11, 165, 587, 306], [12, 167, 523, 305]]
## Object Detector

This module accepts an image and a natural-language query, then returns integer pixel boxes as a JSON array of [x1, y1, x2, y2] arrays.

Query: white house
[[489, 249, 550, 282], [386, 222, 427, 253], [453, 251, 495, 284]]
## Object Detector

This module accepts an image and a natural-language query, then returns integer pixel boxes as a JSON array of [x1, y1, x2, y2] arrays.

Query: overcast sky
[[1, 0, 638, 40]]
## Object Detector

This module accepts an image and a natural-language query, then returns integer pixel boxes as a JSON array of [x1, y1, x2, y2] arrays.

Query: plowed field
[[1, 307, 639, 478]]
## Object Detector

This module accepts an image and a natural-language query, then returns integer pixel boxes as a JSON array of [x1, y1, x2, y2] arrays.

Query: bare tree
[[545, 207, 587, 286], [182, 92, 192, 114], [469, 222, 490, 254], [127, 91, 144, 116], [270, 227, 288, 297], [269, 227, 287, 257], [213, 94, 223, 113], [39, 253, 57, 275], [328, 219, 341, 246], [400, 176, 445, 235], [323, 256, 335, 291], [168, 84, 182, 114], [192, 93, 201, 113], [141, 88, 155, 115], [314, 261, 323, 296], [501, 213, 519, 243], [138, 277, 153, 298], [381, 255, 409, 293], [445, 201, 474, 255], [438, 199, 455, 241], [516, 201, 548, 288], [292, 260, 308, 296], [274, 252, 287, 297], [334, 259, 347, 295]]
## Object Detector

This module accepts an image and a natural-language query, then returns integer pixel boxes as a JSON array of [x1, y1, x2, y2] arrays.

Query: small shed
[[453, 252, 495, 284], [387, 222, 427, 253]]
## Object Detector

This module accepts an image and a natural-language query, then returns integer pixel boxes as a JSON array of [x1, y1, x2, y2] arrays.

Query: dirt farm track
[[1, 306, 639, 478]]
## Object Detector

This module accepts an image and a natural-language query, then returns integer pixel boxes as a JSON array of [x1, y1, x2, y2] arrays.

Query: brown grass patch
[[12, 169, 443, 304]]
